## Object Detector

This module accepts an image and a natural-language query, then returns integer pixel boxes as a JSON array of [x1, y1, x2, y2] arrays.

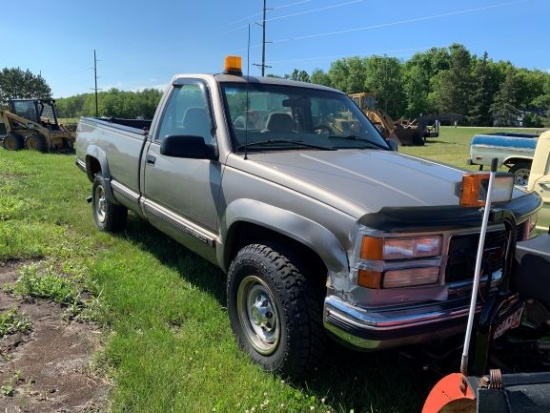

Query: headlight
[[383, 267, 440, 288], [357, 235, 442, 289], [361, 235, 442, 260]]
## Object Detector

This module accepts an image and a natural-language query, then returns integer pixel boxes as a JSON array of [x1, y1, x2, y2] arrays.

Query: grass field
[[0, 126, 545, 413]]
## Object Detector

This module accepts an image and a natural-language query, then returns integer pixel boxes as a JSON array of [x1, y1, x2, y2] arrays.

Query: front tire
[[227, 243, 325, 377], [92, 173, 128, 232]]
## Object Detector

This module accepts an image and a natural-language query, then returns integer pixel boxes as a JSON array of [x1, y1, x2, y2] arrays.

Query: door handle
[[539, 181, 550, 190], [146, 155, 156, 165]]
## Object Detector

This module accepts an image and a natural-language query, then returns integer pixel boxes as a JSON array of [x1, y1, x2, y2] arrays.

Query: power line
[[271, 0, 530, 44], [266, 0, 362, 23]]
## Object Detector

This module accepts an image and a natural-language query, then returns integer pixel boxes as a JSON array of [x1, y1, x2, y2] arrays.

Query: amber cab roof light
[[224, 56, 243, 76]]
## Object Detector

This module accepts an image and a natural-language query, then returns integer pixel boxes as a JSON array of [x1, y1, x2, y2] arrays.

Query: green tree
[[429, 44, 473, 117], [56, 94, 87, 118], [57, 89, 163, 119], [531, 74, 550, 127], [402, 47, 450, 117], [363, 55, 405, 117], [403, 64, 430, 117], [514, 68, 547, 109], [328, 57, 366, 94], [467, 52, 494, 126], [0, 67, 52, 100], [490, 69, 521, 126], [310, 69, 331, 87], [287, 69, 310, 83]]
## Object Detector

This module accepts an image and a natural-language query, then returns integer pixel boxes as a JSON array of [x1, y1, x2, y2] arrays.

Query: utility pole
[[94, 49, 99, 117], [253, 0, 271, 76], [261, 0, 266, 76]]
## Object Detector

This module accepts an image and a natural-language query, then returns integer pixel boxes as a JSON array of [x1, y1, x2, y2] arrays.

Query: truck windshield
[[221, 82, 390, 152]]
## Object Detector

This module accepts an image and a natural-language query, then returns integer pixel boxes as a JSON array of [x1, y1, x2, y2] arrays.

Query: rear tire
[[509, 162, 531, 186], [227, 243, 326, 378], [92, 172, 128, 232], [25, 133, 48, 152], [2, 133, 25, 150]]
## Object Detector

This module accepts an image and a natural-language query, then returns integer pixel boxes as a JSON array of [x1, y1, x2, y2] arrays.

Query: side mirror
[[160, 135, 217, 159], [387, 139, 398, 151]]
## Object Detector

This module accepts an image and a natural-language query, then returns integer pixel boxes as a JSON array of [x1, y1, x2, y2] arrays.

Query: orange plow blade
[[422, 373, 475, 413]]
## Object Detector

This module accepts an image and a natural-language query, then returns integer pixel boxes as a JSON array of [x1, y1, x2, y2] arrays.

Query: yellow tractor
[[0, 98, 75, 152]]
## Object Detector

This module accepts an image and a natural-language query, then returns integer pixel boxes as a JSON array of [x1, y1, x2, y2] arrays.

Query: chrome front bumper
[[324, 295, 473, 350]]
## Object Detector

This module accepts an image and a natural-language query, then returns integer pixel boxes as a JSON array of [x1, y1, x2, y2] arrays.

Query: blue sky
[[3, 0, 548, 98]]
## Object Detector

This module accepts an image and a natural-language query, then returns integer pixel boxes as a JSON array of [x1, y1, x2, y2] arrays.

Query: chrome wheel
[[510, 162, 531, 187], [237, 275, 281, 355], [94, 184, 107, 224]]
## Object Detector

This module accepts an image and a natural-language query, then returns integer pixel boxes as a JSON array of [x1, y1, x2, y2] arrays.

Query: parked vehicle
[[1, 98, 75, 152], [468, 132, 540, 186], [528, 130, 550, 230], [75, 57, 542, 377]]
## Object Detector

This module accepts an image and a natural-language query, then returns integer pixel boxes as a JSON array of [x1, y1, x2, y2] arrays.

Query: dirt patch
[[0, 262, 111, 412]]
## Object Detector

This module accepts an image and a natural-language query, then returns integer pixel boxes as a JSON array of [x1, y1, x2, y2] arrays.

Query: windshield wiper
[[327, 135, 389, 150], [237, 139, 333, 151]]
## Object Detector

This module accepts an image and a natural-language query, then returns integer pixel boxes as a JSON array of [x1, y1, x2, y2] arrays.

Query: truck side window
[[156, 83, 213, 143]]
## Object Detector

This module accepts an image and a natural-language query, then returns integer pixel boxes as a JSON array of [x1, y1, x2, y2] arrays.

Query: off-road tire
[[227, 243, 326, 378], [509, 162, 531, 187], [92, 172, 128, 232], [25, 133, 48, 152], [2, 133, 25, 151]]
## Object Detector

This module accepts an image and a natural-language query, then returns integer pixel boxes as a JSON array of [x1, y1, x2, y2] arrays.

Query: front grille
[[445, 222, 526, 284]]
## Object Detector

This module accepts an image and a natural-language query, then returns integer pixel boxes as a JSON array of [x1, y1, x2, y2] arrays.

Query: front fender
[[221, 198, 348, 274]]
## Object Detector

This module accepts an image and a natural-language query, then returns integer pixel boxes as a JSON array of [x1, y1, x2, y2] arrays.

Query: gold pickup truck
[[528, 130, 550, 230]]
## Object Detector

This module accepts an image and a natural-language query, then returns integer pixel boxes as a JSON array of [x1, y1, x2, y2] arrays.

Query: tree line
[[55, 88, 163, 120], [278, 43, 550, 127], [2, 43, 549, 126], [0, 67, 162, 120]]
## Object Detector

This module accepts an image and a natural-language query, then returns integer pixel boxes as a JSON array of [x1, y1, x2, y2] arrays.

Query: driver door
[[141, 80, 221, 258]]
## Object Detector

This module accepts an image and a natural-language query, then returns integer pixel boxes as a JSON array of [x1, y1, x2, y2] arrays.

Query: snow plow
[[423, 159, 550, 413]]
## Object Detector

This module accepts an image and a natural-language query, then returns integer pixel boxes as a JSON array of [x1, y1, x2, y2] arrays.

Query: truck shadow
[[305, 343, 439, 412], [120, 213, 226, 303], [119, 214, 438, 412]]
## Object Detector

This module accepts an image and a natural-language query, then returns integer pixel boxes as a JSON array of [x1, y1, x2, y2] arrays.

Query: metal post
[[94, 50, 99, 118], [261, 0, 266, 76]]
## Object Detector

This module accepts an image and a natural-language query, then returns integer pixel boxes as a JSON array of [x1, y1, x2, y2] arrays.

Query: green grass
[[0, 127, 545, 412], [0, 308, 31, 338]]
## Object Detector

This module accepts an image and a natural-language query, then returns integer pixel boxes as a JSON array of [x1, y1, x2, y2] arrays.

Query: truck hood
[[228, 149, 525, 217]]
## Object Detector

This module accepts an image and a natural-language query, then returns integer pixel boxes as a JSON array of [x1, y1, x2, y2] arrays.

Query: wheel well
[[503, 158, 532, 168], [86, 156, 101, 181], [225, 221, 327, 281]]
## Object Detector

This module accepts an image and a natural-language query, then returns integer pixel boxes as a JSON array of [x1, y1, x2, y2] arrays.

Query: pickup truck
[[528, 130, 550, 230], [75, 57, 542, 377], [468, 132, 540, 186]]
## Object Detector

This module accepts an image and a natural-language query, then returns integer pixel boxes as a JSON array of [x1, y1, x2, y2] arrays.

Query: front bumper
[[324, 295, 473, 350]]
